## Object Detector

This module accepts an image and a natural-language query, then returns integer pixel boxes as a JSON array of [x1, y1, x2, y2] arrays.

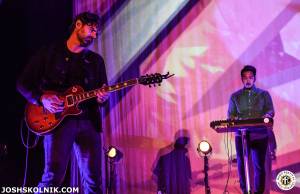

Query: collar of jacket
[[242, 85, 258, 92]]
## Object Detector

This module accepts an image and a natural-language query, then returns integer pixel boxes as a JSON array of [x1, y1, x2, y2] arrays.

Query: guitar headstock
[[138, 72, 174, 87]]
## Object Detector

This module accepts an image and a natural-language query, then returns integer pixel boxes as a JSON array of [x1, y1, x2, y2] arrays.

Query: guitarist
[[17, 12, 109, 194]]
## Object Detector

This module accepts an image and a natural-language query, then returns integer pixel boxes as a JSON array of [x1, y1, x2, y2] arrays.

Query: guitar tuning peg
[[158, 83, 161, 86], [148, 85, 152, 88]]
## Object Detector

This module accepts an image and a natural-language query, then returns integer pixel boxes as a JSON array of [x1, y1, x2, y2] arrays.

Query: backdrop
[[72, 0, 300, 193]]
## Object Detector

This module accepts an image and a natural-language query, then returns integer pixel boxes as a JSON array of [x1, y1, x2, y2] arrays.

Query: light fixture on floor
[[106, 146, 123, 162], [105, 146, 123, 194], [197, 140, 212, 156], [197, 140, 212, 194]]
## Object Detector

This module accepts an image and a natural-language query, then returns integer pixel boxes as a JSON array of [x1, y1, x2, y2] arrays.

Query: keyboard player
[[227, 65, 275, 194]]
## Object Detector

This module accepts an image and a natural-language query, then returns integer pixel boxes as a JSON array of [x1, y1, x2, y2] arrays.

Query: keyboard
[[210, 118, 273, 133]]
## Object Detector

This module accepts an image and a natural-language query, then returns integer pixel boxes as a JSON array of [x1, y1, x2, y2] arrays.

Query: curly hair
[[70, 12, 101, 32]]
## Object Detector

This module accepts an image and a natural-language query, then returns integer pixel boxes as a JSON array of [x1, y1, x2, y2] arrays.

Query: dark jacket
[[17, 42, 108, 132]]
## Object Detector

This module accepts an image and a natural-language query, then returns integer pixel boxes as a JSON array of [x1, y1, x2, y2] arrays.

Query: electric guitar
[[25, 72, 174, 135]]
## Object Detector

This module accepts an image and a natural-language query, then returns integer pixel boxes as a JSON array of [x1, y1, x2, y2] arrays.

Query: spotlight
[[107, 147, 117, 158], [106, 146, 123, 162], [197, 140, 212, 194], [105, 146, 123, 194], [263, 117, 270, 123], [197, 140, 212, 155]]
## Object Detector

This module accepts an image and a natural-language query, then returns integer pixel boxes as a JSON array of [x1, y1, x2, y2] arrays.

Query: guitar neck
[[74, 78, 139, 103], [102, 78, 139, 92], [69, 72, 174, 104]]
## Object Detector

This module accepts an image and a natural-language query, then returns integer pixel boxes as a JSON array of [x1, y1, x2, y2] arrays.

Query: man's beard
[[78, 34, 93, 47], [245, 83, 253, 89], [79, 37, 93, 47]]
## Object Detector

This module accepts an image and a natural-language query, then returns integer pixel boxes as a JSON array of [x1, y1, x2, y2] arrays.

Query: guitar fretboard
[[72, 78, 139, 103]]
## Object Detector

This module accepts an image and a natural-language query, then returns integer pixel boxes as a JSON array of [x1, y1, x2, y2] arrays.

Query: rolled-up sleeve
[[263, 91, 275, 118]]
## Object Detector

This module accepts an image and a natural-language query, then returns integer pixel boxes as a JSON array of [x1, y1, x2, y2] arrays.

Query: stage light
[[106, 146, 123, 162], [197, 140, 212, 155], [263, 117, 270, 123], [105, 146, 123, 194], [197, 140, 212, 194], [107, 147, 117, 158]]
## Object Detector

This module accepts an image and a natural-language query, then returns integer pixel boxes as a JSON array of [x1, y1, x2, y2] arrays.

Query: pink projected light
[[75, 0, 300, 193]]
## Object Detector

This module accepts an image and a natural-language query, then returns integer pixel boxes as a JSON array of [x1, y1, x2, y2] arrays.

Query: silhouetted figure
[[153, 130, 192, 194]]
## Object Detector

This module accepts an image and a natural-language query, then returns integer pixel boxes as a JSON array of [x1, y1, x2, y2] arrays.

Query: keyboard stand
[[240, 128, 251, 194], [210, 118, 274, 194]]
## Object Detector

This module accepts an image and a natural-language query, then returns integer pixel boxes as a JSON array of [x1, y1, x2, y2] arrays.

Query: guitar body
[[25, 85, 84, 135]]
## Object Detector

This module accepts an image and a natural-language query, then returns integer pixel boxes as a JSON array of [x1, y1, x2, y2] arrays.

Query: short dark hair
[[70, 12, 101, 32], [241, 65, 256, 77]]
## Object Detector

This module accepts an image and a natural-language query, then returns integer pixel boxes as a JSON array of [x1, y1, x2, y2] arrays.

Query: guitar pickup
[[66, 95, 74, 107]]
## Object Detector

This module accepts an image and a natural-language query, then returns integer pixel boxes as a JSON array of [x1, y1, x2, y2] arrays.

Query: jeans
[[38, 118, 103, 194], [235, 135, 268, 194]]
